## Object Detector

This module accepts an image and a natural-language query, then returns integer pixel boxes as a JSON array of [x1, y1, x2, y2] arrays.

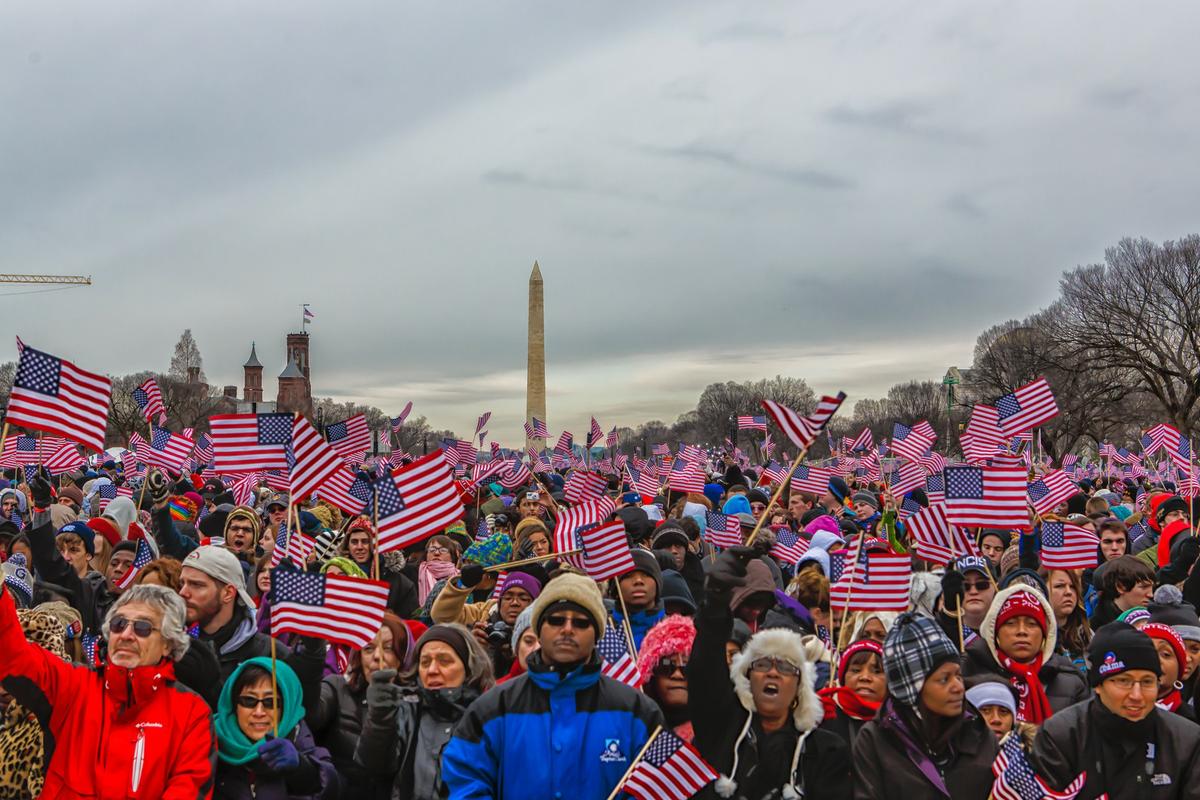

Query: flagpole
[[604, 725, 663, 800], [745, 447, 809, 547], [835, 528, 866, 666], [372, 484, 381, 582], [483, 548, 583, 573], [615, 589, 639, 658], [270, 635, 280, 737], [0, 423, 8, 458], [136, 422, 152, 509]]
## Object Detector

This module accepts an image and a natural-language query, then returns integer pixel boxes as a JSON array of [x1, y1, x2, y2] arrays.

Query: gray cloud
[[826, 100, 981, 146], [634, 142, 854, 189]]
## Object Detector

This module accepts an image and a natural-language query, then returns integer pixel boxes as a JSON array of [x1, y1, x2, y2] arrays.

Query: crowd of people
[[3, 451, 1200, 799]]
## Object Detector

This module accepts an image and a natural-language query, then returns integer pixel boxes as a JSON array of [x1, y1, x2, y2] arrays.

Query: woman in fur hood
[[689, 546, 850, 799]]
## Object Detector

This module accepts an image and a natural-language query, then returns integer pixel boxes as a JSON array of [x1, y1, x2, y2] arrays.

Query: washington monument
[[526, 261, 546, 443]]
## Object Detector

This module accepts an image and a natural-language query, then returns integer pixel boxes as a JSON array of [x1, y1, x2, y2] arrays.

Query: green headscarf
[[321, 557, 367, 579], [214, 656, 305, 765]]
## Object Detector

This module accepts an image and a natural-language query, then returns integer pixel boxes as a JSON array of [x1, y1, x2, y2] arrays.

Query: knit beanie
[[1142, 623, 1187, 678], [1088, 622, 1162, 686], [883, 612, 960, 707], [462, 532, 513, 568], [1147, 584, 1200, 642], [837, 639, 883, 685], [511, 605, 535, 650], [1116, 606, 1151, 628], [498, 571, 542, 601], [852, 491, 879, 511], [58, 520, 96, 556], [965, 680, 1017, 716], [827, 477, 850, 504], [415, 624, 471, 670], [994, 590, 1048, 635], [530, 573, 606, 638], [623, 548, 663, 601], [2, 553, 33, 608]]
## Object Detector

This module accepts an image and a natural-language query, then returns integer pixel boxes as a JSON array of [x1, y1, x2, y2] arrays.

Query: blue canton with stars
[[1040, 521, 1065, 548], [270, 568, 327, 607], [151, 427, 173, 450], [14, 347, 61, 396], [371, 472, 406, 518], [944, 466, 984, 500], [327, 422, 348, 442], [257, 413, 292, 445], [641, 729, 686, 768], [995, 392, 1022, 421], [596, 624, 631, 662], [1027, 480, 1049, 503]]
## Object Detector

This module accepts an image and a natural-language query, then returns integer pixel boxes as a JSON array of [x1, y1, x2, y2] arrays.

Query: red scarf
[[1157, 688, 1183, 712], [818, 686, 882, 721], [999, 654, 1053, 724]]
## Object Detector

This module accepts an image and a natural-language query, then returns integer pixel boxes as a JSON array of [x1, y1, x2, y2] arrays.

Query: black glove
[[707, 546, 755, 593], [1164, 536, 1200, 583], [29, 473, 53, 509], [941, 567, 964, 615], [365, 668, 403, 722], [296, 635, 328, 657], [147, 469, 171, 505], [459, 563, 486, 589]]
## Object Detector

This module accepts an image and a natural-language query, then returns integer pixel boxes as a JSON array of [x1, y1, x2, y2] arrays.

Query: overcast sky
[[3, 2, 1198, 441]]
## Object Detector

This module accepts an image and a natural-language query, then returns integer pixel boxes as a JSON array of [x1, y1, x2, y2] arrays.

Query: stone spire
[[526, 261, 546, 443], [243, 342, 263, 402]]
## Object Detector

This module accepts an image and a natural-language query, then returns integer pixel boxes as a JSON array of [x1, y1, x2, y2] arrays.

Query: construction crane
[[0, 274, 91, 285]]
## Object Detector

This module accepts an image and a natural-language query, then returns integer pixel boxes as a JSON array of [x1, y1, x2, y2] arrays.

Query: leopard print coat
[[0, 608, 67, 800]]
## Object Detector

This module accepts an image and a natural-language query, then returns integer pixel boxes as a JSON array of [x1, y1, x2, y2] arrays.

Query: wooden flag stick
[[483, 548, 582, 573], [0, 422, 8, 456], [604, 725, 662, 800], [270, 635, 280, 737], [745, 447, 809, 547], [372, 485, 381, 582], [615, 587, 639, 658]]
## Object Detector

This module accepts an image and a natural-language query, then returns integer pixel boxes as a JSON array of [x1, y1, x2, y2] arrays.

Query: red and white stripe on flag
[[994, 377, 1059, 437], [290, 415, 363, 515], [564, 470, 607, 504], [906, 503, 979, 565], [761, 392, 846, 451], [269, 569, 390, 649], [580, 519, 635, 581], [554, 496, 618, 569], [829, 542, 911, 612], [943, 458, 1031, 530], [622, 728, 719, 800], [1026, 469, 1079, 516], [210, 413, 292, 472], [890, 461, 927, 496], [374, 450, 464, 553], [6, 340, 112, 453], [1039, 521, 1100, 570]]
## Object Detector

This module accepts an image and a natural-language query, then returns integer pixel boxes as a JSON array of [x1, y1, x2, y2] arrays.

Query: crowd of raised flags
[[4, 337, 1200, 798]]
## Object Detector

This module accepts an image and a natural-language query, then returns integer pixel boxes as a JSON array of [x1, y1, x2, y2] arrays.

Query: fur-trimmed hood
[[729, 627, 823, 732], [980, 584, 1057, 664]]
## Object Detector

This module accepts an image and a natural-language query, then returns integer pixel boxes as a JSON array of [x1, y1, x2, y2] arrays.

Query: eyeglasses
[[235, 695, 279, 710], [544, 615, 593, 630], [227, 524, 255, 534], [110, 616, 159, 638], [652, 658, 687, 678], [1108, 675, 1159, 693], [426, 545, 450, 555], [749, 657, 801, 676], [963, 580, 991, 593]]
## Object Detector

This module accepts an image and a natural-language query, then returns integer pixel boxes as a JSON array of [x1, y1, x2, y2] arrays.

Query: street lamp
[[942, 367, 962, 445]]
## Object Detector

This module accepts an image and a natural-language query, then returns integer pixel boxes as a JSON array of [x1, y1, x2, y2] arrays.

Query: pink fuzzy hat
[[635, 614, 696, 689]]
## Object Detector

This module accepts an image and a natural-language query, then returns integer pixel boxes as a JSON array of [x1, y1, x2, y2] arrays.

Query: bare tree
[[169, 330, 206, 383]]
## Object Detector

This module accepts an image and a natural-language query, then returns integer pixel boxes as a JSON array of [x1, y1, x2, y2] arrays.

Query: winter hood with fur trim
[[979, 584, 1057, 665], [730, 627, 824, 734]]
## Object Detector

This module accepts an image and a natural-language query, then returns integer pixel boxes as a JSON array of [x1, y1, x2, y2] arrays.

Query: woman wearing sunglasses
[[0, 580, 216, 798], [214, 656, 338, 799], [690, 546, 850, 799], [636, 615, 697, 741]]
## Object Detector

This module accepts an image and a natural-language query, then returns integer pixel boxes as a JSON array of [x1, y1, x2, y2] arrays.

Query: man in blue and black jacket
[[442, 572, 663, 800]]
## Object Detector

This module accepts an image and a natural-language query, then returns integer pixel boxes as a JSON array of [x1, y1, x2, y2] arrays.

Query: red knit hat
[[995, 590, 1047, 634], [837, 639, 884, 685], [1143, 622, 1186, 676], [86, 516, 122, 548]]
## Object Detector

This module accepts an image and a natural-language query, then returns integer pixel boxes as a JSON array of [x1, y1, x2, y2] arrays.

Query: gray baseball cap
[[182, 545, 255, 612]]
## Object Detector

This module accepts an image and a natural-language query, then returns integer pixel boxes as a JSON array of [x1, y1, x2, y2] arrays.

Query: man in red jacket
[[0, 579, 216, 798]]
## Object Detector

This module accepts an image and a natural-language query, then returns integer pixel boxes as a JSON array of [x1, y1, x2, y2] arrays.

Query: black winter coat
[[1030, 696, 1200, 799], [853, 700, 998, 799], [305, 672, 390, 799], [961, 637, 1089, 716], [213, 719, 340, 800]]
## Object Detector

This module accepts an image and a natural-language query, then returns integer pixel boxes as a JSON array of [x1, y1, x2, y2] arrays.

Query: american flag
[[1026, 470, 1078, 516], [704, 511, 742, 548], [132, 378, 167, 425], [1098, 442, 1116, 458], [230, 471, 264, 506], [554, 496, 617, 568], [580, 519, 635, 581], [269, 568, 390, 649], [131, 425, 195, 472], [326, 414, 371, 461], [891, 461, 927, 496], [917, 451, 948, 475], [829, 539, 910, 612], [371, 450, 463, 553], [474, 411, 492, 436], [7, 340, 112, 453], [564, 470, 608, 504], [994, 377, 1059, 437], [596, 623, 640, 686], [607, 427, 619, 449], [81, 632, 101, 668], [269, 522, 291, 569], [906, 503, 978, 565], [1040, 521, 1100, 570], [210, 413, 292, 472], [737, 415, 768, 432], [553, 431, 574, 457], [499, 458, 533, 490], [529, 417, 549, 439], [962, 404, 1007, 464], [991, 732, 1086, 800], [193, 432, 214, 466], [770, 527, 809, 564], [890, 421, 936, 462], [943, 460, 1029, 529], [651, 443, 670, 457], [95, 482, 118, 513], [761, 432, 774, 460], [898, 495, 925, 519], [1170, 437, 1192, 471], [789, 463, 832, 495], [761, 392, 846, 451], [849, 427, 874, 452], [626, 465, 659, 497], [0, 435, 80, 472], [440, 437, 478, 468], [290, 416, 366, 513], [391, 401, 413, 433], [622, 728, 718, 800], [114, 537, 156, 591], [667, 458, 703, 494], [1143, 423, 1181, 458], [472, 458, 507, 486], [588, 417, 604, 448]]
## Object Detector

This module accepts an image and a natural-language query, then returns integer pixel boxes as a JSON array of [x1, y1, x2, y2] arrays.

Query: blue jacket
[[611, 605, 664, 653], [442, 651, 664, 800]]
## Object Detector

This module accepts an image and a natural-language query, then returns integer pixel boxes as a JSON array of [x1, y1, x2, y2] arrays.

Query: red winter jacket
[[0, 586, 216, 799]]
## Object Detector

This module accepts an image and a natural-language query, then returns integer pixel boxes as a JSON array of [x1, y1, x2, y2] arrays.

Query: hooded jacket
[[440, 650, 664, 800], [0, 584, 216, 799], [961, 585, 1088, 716], [689, 585, 850, 800], [200, 600, 293, 685]]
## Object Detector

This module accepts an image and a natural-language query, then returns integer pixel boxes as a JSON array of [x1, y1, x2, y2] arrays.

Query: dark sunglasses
[[235, 695, 278, 711], [544, 614, 593, 630], [963, 580, 992, 592], [110, 616, 158, 638], [652, 658, 687, 678], [749, 656, 801, 676]]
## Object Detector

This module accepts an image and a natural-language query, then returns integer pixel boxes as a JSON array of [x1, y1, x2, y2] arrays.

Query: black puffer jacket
[[1031, 696, 1200, 799]]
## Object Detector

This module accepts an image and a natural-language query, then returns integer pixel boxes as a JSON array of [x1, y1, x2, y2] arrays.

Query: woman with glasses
[[357, 622, 494, 799], [214, 656, 338, 799], [635, 615, 696, 741], [0, 580, 217, 797], [417, 534, 460, 605], [689, 546, 850, 799]]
